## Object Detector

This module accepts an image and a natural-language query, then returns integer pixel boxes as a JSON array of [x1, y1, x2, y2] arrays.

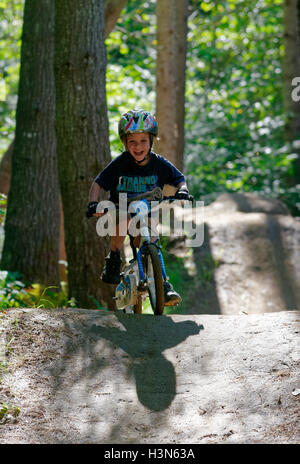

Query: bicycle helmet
[[118, 109, 158, 139]]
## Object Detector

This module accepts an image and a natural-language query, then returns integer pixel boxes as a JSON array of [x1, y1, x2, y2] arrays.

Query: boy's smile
[[126, 133, 151, 165]]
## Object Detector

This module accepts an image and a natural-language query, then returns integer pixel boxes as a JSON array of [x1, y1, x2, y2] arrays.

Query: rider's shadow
[[90, 313, 204, 412]]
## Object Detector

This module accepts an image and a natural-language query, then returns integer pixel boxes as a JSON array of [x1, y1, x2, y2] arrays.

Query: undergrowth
[[0, 270, 76, 311]]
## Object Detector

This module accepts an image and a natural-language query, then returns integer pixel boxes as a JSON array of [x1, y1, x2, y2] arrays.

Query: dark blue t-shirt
[[94, 151, 185, 203]]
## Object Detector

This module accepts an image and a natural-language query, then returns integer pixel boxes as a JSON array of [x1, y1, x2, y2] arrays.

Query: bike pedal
[[123, 307, 134, 314]]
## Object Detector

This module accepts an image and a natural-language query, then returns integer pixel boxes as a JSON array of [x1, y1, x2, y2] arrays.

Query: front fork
[[137, 241, 167, 283]]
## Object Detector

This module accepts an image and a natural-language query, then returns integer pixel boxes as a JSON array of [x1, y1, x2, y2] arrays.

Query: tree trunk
[[283, 0, 300, 184], [0, 141, 13, 195], [0, 1, 128, 195], [175, 0, 188, 172], [155, 0, 188, 172], [0, 0, 129, 285], [54, 0, 114, 309], [155, 0, 178, 167], [1, 0, 60, 286]]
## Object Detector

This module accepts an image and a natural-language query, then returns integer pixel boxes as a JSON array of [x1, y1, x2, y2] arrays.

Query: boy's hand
[[175, 186, 190, 200], [86, 201, 98, 218]]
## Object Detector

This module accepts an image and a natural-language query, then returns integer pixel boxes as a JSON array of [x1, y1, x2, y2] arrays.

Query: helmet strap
[[134, 150, 151, 165]]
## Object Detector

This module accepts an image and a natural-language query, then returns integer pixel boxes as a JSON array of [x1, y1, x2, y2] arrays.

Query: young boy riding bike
[[86, 109, 190, 306]]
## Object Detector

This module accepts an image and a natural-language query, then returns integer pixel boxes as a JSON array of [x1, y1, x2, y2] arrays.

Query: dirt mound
[[208, 192, 290, 215], [180, 193, 300, 315], [0, 308, 299, 444], [0, 193, 299, 445]]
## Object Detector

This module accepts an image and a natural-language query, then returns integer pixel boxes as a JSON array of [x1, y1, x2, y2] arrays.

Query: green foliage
[[105, 0, 299, 213], [0, 193, 7, 224], [106, 0, 156, 156], [29, 285, 70, 309], [1, 0, 299, 217], [0, 0, 24, 155], [0, 270, 77, 309], [0, 402, 20, 422], [184, 0, 300, 214], [0, 270, 28, 308]]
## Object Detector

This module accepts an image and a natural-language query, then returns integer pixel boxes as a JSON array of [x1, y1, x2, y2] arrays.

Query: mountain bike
[[112, 188, 192, 315]]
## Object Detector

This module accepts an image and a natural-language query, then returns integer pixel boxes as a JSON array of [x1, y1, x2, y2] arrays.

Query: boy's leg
[[102, 213, 182, 305], [101, 219, 129, 284], [163, 281, 181, 306]]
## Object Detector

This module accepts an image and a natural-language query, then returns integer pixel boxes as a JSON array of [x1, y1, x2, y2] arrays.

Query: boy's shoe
[[163, 281, 182, 306], [101, 251, 122, 284]]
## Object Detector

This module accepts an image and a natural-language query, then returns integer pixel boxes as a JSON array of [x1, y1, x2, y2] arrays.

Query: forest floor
[[0, 308, 299, 444], [0, 193, 299, 444]]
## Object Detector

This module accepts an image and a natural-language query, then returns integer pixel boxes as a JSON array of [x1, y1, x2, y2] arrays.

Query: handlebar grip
[[162, 195, 194, 203]]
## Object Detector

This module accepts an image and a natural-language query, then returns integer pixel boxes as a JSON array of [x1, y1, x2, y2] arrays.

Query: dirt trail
[[174, 192, 300, 315], [0, 193, 299, 444], [0, 308, 299, 444]]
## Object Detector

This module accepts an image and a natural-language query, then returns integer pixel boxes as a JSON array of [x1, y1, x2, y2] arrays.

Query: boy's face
[[126, 132, 151, 164]]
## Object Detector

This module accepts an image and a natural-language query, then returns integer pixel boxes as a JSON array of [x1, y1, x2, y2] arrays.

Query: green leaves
[[183, 0, 297, 211], [0, 403, 20, 423], [0, 270, 27, 308], [0, 0, 24, 154], [1, 0, 298, 214], [105, 0, 156, 156]]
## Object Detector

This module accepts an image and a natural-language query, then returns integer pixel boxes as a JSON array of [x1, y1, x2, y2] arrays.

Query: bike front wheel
[[145, 243, 164, 315]]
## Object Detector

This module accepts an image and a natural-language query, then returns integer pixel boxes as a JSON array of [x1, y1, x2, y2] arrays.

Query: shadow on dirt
[[92, 313, 203, 411], [265, 215, 298, 310], [180, 223, 222, 315], [50, 312, 203, 415]]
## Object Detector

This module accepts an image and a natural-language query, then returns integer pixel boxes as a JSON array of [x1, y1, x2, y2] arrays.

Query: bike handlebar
[[89, 189, 194, 217], [160, 194, 194, 203]]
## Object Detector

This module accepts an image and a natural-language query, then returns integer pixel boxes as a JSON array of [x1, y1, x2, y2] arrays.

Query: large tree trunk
[[155, 0, 178, 167], [0, 0, 128, 186], [1, 0, 60, 286], [0, 0, 129, 285], [54, 0, 114, 309], [0, 141, 13, 195], [283, 0, 300, 184], [155, 0, 188, 172], [175, 0, 188, 172]]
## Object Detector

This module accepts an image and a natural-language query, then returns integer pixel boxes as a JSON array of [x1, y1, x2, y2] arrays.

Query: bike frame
[[113, 191, 193, 313], [129, 198, 167, 283]]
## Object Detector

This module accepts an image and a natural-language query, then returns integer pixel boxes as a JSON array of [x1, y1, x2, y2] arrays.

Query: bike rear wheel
[[145, 243, 164, 315]]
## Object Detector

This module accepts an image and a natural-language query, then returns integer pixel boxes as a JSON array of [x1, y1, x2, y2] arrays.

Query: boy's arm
[[176, 181, 187, 190], [89, 182, 102, 202], [86, 182, 103, 217]]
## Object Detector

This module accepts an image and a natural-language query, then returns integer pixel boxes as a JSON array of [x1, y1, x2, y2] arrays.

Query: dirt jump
[[0, 193, 299, 444]]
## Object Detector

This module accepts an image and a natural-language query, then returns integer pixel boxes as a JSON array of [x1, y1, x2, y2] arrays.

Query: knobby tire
[[145, 243, 164, 315]]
